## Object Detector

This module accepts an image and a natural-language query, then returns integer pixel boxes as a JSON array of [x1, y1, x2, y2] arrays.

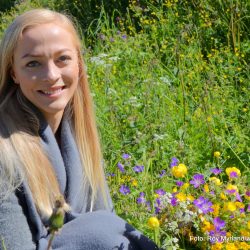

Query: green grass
[[0, 0, 249, 249]]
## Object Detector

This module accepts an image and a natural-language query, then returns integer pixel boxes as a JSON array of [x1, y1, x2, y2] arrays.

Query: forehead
[[16, 23, 76, 55]]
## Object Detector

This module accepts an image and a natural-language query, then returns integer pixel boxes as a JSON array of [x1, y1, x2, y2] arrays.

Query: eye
[[26, 61, 40, 67], [57, 55, 71, 63]]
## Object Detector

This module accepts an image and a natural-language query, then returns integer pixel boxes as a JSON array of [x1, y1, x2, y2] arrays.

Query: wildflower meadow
[[1, 0, 249, 249]]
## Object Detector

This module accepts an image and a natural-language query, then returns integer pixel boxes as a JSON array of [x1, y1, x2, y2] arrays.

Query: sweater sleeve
[[0, 193, 36, 250]]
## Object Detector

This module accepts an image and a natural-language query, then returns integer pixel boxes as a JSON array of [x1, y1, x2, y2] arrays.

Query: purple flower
[[247, 204, 250, 212], [210, 168, 222, 175], [99, 33, 106, 40], [106, 172, 115, 177], [159, 170, 166, 178], [239, 208, 245, 213], [193, 196, 213, 214], [136, 192, 146, 204], [176, 181, 184, 187], [171, 197, 178, 206], [133, 165, 144, 173], [145, 201, 151, 211], [236, 192, 242, 202], [121, 34, 127, 40], [246, 191, 250, 197], [155, 189, 166, 196], [209, 230, 227, 243], [213, 217, 225, 231], [170, 157, 179, 167], [193, 196, 206, 207], [226, 189, 236, 194], [119, 185, 130, 195], [154, 198, 161, 214], [110, 37, 115, 42], [230, 171, 238, 178], [122, 153, 131, 160], [117, 162, 125, 173], [190, 174, 205, 188]]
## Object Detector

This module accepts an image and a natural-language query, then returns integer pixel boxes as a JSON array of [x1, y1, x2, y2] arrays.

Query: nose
[[43, 61, 60, 83]]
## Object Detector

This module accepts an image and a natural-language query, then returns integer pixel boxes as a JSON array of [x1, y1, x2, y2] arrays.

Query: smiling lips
[[38, 86, 65, 96]]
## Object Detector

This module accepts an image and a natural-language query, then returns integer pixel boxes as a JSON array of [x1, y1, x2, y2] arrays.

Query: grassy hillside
[[1, 0, 249, 249]]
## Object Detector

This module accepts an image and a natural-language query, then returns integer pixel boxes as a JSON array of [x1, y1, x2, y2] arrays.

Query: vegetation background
[[1, 0, 249, 249]]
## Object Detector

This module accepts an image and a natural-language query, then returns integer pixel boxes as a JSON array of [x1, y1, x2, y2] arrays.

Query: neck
[[44, 110, 64, 134]]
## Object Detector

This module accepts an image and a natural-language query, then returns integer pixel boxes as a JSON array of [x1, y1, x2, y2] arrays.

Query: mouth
[[38, 86, 66, 96]]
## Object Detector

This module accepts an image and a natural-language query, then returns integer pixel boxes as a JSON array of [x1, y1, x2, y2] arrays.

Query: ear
[[10, 68, 19, 84]]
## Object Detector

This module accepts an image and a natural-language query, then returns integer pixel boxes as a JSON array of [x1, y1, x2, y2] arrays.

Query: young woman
[[0, 9, 158, 250]]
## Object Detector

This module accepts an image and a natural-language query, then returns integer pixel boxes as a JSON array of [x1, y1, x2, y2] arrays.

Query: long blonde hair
[[0, 9, 106, 217]]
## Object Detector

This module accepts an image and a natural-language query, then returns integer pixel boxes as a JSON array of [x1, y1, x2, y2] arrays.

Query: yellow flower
[[211, 242, 223, 250], [226, 184, 238, 193], [224, 202, 236, 212], [172, 163, 187, 178], [176, 192, 186, 202], [238, 242, 250, 249], [214, 151, 221, 158], [204, 184, 209, 193], [201, 220, 214, 232], [220, 193, 227, 200], [181, 182, 189, 190], [187, 195, 194, 201], [245, 191, 250, 200], [147, 217, 160, 229], [248, 221, 250, 230], [154, 194, 160, 199], [172, 187, 177, 192], [241, 229, 250, 237], [212, 204, 220, 217], [209, 177, 222, 186], [226, 167, 241, 179], [131, 179, 138, 187], [225, 242, 237, 250], [235, 202, 244, 209]]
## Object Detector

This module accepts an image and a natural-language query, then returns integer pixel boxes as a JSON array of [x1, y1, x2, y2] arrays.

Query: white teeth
[[41, 88, 63, 95]]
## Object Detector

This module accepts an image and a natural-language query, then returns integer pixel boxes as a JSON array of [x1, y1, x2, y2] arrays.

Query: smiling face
[[12, 22, 79, 126]]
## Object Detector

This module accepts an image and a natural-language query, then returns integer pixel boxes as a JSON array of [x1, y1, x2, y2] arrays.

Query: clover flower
[[190, 174, 205, 188], [119, 185, 130, 195]]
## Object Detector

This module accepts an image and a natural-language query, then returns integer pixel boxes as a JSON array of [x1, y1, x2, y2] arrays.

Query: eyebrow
[[21, 49, 73, 59]]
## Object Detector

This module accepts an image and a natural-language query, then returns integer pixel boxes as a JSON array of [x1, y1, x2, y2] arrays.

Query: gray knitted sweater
[[0, 108, 158, 250]]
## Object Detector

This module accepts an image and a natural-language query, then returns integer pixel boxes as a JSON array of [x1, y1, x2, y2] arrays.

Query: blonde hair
[[0, 9, 107, 217]]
